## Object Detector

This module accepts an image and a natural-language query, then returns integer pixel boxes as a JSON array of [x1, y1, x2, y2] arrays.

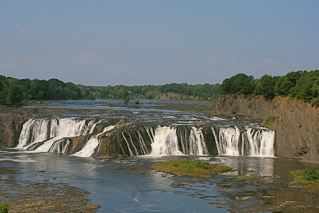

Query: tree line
[[0, 70, 318, 106], [220, 70, 319, 105], [0, 76, 83, 106], [93, 83, 220, 100], [0, 75, 220, 106]]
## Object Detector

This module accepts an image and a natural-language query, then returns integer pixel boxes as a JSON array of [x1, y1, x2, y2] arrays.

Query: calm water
[[0, 150, 311, 212], [23, 99, 209, 114]]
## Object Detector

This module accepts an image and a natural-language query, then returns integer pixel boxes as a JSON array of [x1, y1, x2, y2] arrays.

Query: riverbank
[[0, 165, 99, 212], [0, 106, 124, 148], [211, 95, 319, 163]]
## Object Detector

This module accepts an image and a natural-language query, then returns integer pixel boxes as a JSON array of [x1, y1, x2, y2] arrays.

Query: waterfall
[[214, 126, 275, 157], [17, 117, 275, 158], [48, 138, 71, 154], [148, 126, 183, 156], [122, 132, 135, 156], [245, 127, 275, 157], [17, 118, 97, 153], [73, 125, 116, 157], [17, 119, 50, 148], [189, 127, 209, 155], [217, 126, 241, 156]]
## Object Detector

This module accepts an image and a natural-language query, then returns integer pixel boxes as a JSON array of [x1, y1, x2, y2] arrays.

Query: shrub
[[291, 168, 319, 183], [0, 202, 9, 213], [263, 116, 277, 126]]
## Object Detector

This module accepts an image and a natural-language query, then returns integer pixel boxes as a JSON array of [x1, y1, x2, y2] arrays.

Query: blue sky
[[0, 0, 318, 85]]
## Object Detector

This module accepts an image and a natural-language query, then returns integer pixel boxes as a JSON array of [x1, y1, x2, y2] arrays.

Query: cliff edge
[[0, 107, 32, 148], [211, 95, 319, 163]]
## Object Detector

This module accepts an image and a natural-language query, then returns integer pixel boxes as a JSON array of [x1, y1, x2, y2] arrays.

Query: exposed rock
[[0, 106, 123, 148], [153, 92, 200, 100], [0, 166, 99, 213], [0, 107, 32, 147], [211, 95, 319, 163], [67, 135, 92, 155]]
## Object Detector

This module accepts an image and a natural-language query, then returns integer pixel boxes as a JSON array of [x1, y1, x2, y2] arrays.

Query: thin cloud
[[260, 58, 283, 68], [19, 27, 28, 35], [0, 62, 12, 70], [208, 56, 223, 63], [80, 51, 95, 64]]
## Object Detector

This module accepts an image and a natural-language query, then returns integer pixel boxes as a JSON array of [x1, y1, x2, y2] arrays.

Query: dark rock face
[[0, 105, 275, 158], [0, 107, 32, 147], [94, 124, 141, 158], [0, 107, 122, 148], [211, 95, 319, 163]]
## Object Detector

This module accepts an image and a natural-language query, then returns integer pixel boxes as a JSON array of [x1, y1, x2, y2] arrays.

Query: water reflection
[[218, 157, 274, 177], [1, 151, 318, 212]]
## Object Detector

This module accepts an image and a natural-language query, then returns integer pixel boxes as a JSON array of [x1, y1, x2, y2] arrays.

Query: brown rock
[[0, 106, 31, 147], [211, 95, 319, 163]]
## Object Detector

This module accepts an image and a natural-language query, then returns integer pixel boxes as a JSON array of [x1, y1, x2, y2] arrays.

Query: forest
[[0, 70, 318, 106], [220, 70, 319, 105]]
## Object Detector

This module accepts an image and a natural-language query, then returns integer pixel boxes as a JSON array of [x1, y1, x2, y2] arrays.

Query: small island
[[290, 169, 319, 190], [152, 160, 232, 178]]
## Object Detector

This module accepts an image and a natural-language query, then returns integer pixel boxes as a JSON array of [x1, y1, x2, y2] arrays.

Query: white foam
[[148, 126, 183, 156], [0, 158, 36, 163], [72, 125, 116, 157]]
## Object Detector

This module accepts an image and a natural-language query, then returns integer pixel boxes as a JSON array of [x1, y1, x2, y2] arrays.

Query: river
[[1, 100, 318, 212]]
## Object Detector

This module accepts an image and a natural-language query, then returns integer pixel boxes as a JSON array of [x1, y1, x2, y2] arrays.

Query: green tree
[[254, 75, 278, 99], [291, 71, 319, 101], [221, 73, 256, 95], [1, 79, 24, 106], [274, 71, 302, 96]]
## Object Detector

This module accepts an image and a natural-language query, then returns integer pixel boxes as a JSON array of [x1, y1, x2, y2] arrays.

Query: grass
[[263, 115, 277, 126], [152, 160, 232, 178], [0, 167, 17, 174], [290, 168, 319, 190], [0, 203, 9, 213]]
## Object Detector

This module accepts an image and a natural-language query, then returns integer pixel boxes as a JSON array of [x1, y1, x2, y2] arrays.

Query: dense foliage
[[94, 83, 220, 100], [0, 70, 318, 106], [0, 76, 82, 106], [0, 76, 220, 106], [220, 70, 319, 105], [0, 202, 9, 213], [291, 169, 319, 183]]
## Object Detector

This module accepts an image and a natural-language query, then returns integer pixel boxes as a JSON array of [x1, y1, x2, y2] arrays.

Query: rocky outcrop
[[153, 92, 200, 100], [0, 107, 32, 147], [0, 107, 123, 148], [211, 95, 319, 163]]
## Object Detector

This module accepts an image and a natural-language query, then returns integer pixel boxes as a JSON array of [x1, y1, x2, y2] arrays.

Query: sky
[[0, 0, 318, 86]]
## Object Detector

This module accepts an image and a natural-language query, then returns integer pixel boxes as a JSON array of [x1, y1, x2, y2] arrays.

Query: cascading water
[[17, 118, 97, 152], [48, 138, 71, 154], [214, 126, 275, 157], [245, 127, 275, 157], [17, 119, 50, 148], [188, 127, 209, 155], [17, 117, 275, 158], [148, 126, 183, 156], [216, 126, 241, 156], [73, 125, 116, 157]]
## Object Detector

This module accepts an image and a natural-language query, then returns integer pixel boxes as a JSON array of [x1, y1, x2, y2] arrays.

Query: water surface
[[1, 150, 315, 212]]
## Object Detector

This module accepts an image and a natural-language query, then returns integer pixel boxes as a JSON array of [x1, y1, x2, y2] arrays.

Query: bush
[[221, 73, 256, 95], [291, 168, 319, 183], [195, 160, 210, 169], [263, 116, 277, 126], [0, 202, 9, 213], [302, 169, 319, 181]]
